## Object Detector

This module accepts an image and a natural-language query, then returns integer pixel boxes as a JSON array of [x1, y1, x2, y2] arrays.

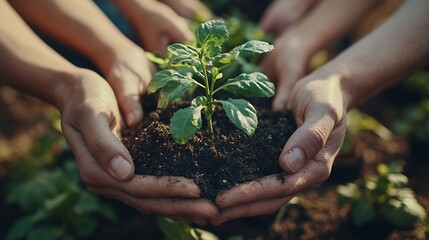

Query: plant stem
[[199, 54, 214, 141]]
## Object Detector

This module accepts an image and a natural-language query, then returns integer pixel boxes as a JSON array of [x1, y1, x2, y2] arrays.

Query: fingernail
[[284, 148, 305, 172], [126, 112, 136, 126], [110, 156, 131, 179]]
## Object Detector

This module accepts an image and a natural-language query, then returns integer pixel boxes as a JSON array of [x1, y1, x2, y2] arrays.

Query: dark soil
[[122, 102, 296, 200]]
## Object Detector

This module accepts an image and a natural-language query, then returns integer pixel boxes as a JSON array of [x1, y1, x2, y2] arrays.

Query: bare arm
[[213, 0, 429, 225], [264, 0, 378, 110], [7, 0, 134, 74], [1, 1, 216, 224], [8, 0, 154, 127], [330, 0, 429, 108], [0, 0, 77, 109]]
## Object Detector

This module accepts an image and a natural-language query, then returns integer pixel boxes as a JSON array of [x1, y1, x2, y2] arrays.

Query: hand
[[60, 69, 218, 224], [159, 0, 213, 21], [98, 45, 154, 127], [211, 73, 347, 225], [260, 0, 319, 35], [114, 0, 194, 55], [262, 31, 313, 111]]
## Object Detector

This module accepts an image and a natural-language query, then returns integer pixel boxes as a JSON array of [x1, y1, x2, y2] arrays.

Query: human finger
[[212, 196, 293, 225], [92, 188, 219, 220]]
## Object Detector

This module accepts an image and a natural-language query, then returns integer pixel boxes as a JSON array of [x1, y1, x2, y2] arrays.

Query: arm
[[0, 1, 217, 224], [262, 0, 378, 110], [8, 0, 153, 126], [212, 0, 429, 225]]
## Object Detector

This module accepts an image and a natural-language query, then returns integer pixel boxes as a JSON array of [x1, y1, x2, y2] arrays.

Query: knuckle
[[88, 135, 111, 158], [323, 103, 341, 124], [307, 127, 327, 151]]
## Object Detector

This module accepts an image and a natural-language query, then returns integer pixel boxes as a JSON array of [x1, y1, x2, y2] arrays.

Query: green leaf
[[380, 197, 427, 228], [44, 187, 80, 216], [167, 44, 200, 67], [27, 225, 64, 240], [146, 51, 168, 65], [231, 40, 274, 57], [6, 216, 35, 240], [170, 106, 204, 144], [387, 173, 409, 188], [157, 78, 194, 108], [191, 96, 207, 107], [168, 43, 198, 57], [169, 55, 201, 68], [221, 99, 257, 136], [157, 216, 196, 240], [337, 183, 360, 205], [71, 216, 97, 238], [148, 69, 191, 94], [351, 198, 375, 226], [220, 72, 275, 97], [212, 51, 239, 67], [195, 20, 229, 48]]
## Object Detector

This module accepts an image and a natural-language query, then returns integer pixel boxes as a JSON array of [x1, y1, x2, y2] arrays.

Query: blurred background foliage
[[0, 0, 428, 239]]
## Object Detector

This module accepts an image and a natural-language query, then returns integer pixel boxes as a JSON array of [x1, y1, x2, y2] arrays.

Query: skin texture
[[262, 0, 378, 111], [260, 0, 320, 35], [0, 1, 218, 224], [8, 0, 153, 128], [112, 0, 194, 55], [212, 0, 429, 225], [160, 0, 213, 20]]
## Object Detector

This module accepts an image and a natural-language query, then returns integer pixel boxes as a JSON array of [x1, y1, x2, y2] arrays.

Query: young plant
[[6, 161, 116, 240], [147, 20, 274, 144], [337, 162, 427, 229]]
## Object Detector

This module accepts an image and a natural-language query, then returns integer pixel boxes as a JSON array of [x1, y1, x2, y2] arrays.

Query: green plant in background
[[393, 71, 429, 144], [148, 20, 274, 144], [158, 216, 242, 240], [5, 161, 116, 240], [394, 99, 429, 143], [339, 109, 393, 155], [337, 162, 427, 228], [402, 71, 429, 98]]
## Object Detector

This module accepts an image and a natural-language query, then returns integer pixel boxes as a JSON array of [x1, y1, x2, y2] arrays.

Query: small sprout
[[337, 162, 427, 228], [148, 20, 274, 144]]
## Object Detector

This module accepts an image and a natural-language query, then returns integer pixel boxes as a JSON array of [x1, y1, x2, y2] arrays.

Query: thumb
[[79, 113, 134, 181], [279, 110, 336, 173]]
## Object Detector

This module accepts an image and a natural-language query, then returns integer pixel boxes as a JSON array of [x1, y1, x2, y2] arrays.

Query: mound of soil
[[122, 103, 296, 200]]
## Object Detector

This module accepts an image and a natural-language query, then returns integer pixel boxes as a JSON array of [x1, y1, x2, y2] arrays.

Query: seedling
[[147, 20, 274, 144], [337, 162, 427, 229]]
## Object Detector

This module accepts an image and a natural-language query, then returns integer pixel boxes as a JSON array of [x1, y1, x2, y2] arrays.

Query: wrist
[[53, 68, 91, 111], [307, 63, 353, 111]]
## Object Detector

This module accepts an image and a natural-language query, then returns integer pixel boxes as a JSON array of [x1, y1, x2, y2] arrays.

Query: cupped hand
[[260, 0, 319, 35], [211, 73, 347, 225], [100, 45, 154, 127], [116, 0, 193, 55], [262, 31, 312, 111], [60, 69, 218, 224]]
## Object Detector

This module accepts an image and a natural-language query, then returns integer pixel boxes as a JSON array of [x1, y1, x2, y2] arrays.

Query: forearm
[[289, 0, 377, 56], [0, 1, 79, 110], [8, 0, 134, 73], [314, 1, 429, 109]]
